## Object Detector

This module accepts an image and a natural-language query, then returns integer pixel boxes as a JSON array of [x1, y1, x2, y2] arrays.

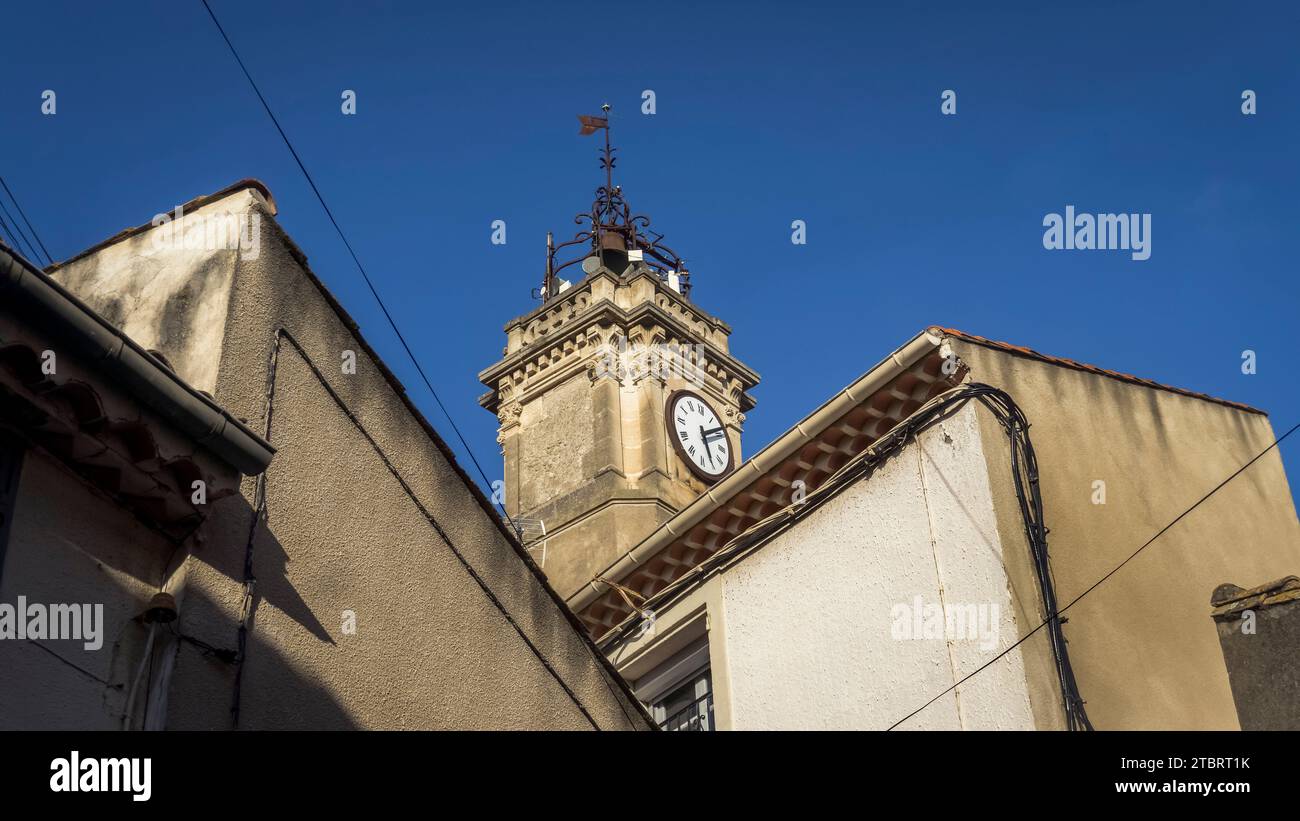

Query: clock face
[[667, 391, 733, 480]]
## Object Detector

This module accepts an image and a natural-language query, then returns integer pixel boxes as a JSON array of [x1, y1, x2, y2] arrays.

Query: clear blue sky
[[4, 1, 1298, 513]]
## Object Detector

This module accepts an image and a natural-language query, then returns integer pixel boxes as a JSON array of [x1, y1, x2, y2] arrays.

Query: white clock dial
[[668, 392, 731, 479]]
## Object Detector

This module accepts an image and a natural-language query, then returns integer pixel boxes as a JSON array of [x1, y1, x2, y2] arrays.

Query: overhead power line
[[194, 1, 650, 728], [0, 190, 40, 266], [887, 417, 1300, 730], [0, 208, 19, 254], [0, 175, 53, 266], [198, 0, 511, 528]]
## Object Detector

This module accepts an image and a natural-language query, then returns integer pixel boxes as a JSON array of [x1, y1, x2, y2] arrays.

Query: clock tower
[[478, 109, 759, 600]]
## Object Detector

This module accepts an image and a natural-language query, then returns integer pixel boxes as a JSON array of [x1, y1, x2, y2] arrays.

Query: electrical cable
[[0, 195, 40, 265], [969, 385, 1091, 729], [197, 0, 515, 532], [597, 383, 1091, 727], [885, 406, 1299, 730], [168, 622, 238, 664], [227, 327, 628, 730], [0, 208, 24, 257], [596, 382, 1295, 730], [0, 175, 53, 266], [0, 182, 46, 267], [24, 638, 115, 687]]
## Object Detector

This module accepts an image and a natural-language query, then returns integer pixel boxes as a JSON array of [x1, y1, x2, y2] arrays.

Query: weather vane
[[539, 104, 690, 303], [578, 103, 615, 194]]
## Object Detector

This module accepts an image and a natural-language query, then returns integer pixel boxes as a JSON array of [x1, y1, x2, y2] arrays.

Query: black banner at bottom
[[2, 730, 1289, 808]]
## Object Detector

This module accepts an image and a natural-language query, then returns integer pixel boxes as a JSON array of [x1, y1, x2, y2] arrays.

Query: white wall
[[717, 403, 1039, 730]]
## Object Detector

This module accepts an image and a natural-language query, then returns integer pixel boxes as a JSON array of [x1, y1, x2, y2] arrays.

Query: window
[[652, 668, 713, 731], [635, 637, 714, 731]]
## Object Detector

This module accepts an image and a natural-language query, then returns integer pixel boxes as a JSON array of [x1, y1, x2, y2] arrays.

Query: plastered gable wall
[[51, 191, 255, 393], [177, 198, 646, 729], [42, 189, 647, 729], [718, 403, 1038, 730], [956, 340, 1300, 729], [223, 345, 603, 728]]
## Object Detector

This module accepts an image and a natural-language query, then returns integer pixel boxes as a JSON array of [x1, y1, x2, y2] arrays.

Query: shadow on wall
[[5, 401, 636, 728], [185, 489, 336, 647], [0, 571, 356, 732], [162, 490, 356, 729], [162, 584, 358, 731]]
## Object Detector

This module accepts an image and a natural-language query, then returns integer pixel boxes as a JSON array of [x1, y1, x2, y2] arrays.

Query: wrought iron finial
[[599, 103, 614, 194], [541, 106, 690, 303]]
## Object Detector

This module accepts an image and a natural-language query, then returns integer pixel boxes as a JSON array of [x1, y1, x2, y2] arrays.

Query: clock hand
[[701, 426, 725, 439], [699, 426, 714, 466]]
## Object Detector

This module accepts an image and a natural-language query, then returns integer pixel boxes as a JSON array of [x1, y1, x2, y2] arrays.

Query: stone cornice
[[500, 268, 734, 337], [479, 278, 759, 416]]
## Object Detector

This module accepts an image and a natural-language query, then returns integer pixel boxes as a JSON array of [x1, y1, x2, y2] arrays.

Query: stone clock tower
[[478, 112, 758, 600]]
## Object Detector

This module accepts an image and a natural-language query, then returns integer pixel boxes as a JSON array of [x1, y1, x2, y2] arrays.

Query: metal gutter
[[566, 327, 946, 615], [0, 243, 275, 475]]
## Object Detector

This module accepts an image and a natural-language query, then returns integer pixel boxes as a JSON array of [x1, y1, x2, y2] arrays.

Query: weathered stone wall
[[518, 373, 596, 513], [1211, 578, 1300, 730], [480, 267, 758, 601]]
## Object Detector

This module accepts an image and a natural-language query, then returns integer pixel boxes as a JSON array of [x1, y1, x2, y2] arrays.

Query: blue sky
[[3, 0, 1297, 511]]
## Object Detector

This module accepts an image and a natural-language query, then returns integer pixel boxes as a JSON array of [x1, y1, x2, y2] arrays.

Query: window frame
[[635, 636, 714, 731]]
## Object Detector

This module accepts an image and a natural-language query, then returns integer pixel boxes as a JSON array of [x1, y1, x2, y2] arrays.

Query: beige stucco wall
[[955, 339, 1300, 729], [53, 192, 256, 394], [204, 198, 644, 728], [0, 448, 171, 729], [37, 188, 648, 730], [621, 403, 1040, 730]]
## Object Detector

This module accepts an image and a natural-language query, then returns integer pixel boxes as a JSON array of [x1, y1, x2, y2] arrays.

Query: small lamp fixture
[[143, 592, 178, 624]]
